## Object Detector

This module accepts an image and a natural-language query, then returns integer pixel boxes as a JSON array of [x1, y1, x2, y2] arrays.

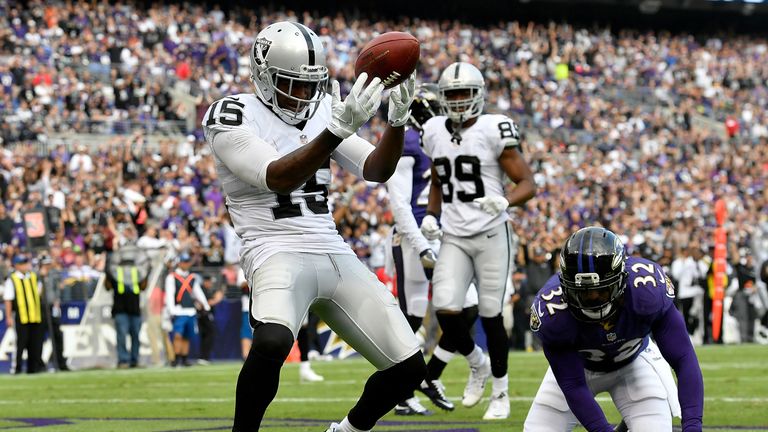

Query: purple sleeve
[[542, 345, 614, 432], [652, 304, 704, 432]]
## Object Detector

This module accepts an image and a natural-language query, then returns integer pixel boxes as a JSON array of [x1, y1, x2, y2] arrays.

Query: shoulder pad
[[532, 275, 577, 346], [202, 94, 252, 133], [625, 257, 672, 317]]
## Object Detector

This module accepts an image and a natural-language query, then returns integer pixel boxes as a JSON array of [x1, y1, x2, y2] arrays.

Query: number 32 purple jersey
[[531, 256, 677, 372]]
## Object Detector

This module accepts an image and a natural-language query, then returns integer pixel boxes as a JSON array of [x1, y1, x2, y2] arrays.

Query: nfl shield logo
[[299, 134, 309, 145], [607, 332, 617, 342]]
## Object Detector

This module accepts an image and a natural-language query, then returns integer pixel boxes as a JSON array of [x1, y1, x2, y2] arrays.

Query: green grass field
[[0, 344, 766, 431]]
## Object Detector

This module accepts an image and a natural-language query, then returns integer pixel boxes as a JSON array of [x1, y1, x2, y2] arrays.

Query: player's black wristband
[[426, 210, 440, 218]]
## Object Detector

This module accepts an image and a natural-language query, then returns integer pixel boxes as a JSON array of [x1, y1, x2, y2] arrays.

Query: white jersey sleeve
[[3, 277, 14, 300], [386, 157, 431, 254], [486, 113, 521, 155], [192, 276, 210, 311], [203, 95, 279, 192], [332, 133, 375, 179], [420, 117, 440, 158]]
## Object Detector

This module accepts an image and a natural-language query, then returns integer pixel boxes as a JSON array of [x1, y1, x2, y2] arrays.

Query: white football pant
[[248, 252, 420, 369], [432, 222, 512, 317], [392, 232, 478, 318], [524, 341, 682, 431]]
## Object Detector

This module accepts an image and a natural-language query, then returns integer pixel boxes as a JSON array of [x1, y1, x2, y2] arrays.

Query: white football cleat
[[394, 396, 433, 416], [462, 356, 491, 407], [300, 363, 324, 382], [482, 391, 510, 420], [325, 422, 341, 432]]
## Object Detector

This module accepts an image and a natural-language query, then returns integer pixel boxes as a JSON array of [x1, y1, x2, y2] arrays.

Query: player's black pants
[[44, 307, 68, 370], [198, 311, 216, 361], [14, 319, 44, 374]]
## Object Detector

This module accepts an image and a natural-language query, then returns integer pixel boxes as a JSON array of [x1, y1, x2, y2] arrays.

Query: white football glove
[[328, 73, 384, 139], [420, 214, 442, 240], [419, 248, 438, 269], [473, 196, 510, 216], [387, 72, 416, 127]]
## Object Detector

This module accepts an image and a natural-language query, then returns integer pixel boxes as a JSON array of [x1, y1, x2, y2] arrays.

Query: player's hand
[[5, 320, 12, 328], [473, 196, 509, 216], [420, 214, 442, 240], [328, 73, 384, 139], [419, 248, 438, 269], [387, 72, 416, 127]]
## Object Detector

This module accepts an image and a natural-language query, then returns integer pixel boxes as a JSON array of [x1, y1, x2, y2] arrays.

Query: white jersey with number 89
[[202, 92, 375, 277], [421, 114, 520, 237]]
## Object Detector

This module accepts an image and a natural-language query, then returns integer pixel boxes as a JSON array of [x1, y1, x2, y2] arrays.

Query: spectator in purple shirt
[[524, 227, 703, 432]]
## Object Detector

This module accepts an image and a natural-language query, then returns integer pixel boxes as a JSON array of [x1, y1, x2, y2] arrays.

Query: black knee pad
[[461, 305, 479, 326], [436, 311, 475, 355], [251, 322, 295, 362]]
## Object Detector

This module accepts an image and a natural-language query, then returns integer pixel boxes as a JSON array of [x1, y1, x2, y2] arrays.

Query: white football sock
[[492, 374, 509, 395], [466, 345, 485, 368], [339, 416, 369, 432], [432, 345, 456, 364]]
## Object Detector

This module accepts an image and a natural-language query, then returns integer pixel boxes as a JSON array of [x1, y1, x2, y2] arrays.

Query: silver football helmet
[[250, 21, 329, 125], [437, 62, 485, 124]]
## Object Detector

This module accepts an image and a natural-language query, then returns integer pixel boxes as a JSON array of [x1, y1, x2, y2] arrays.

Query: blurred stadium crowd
[[1, 0, 767, 348]]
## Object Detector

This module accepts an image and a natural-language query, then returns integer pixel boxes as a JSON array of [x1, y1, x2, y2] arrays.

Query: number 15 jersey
[[202, 93, 375, 276], [421, 114, 520, 237]]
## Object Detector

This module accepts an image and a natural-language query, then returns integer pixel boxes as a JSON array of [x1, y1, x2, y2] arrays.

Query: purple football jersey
[[532, 256, 675, 372], [404, 128, 432, 225]]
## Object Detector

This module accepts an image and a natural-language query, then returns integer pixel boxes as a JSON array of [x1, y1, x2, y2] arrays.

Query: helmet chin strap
[[582, 303, 612, 321]]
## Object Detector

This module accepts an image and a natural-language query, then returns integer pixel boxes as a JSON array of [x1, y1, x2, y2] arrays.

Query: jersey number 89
[[432, 155, 484, 203]]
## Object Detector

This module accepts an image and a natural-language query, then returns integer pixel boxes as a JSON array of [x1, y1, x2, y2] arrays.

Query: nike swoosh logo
[[487, 233, 497, 238]]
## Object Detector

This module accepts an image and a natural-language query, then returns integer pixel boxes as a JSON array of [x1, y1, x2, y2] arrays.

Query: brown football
[[354, 32, 420, 89]]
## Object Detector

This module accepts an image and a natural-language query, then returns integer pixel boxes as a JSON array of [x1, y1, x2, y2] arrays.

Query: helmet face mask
[[250, 22, 329, 125], [409, 83, 441, 129], [438, 62, 485, 124], [559, 227, 627, 323]]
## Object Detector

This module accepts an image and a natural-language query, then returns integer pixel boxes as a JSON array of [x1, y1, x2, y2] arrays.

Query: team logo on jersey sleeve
[[664, 274, 676, 298], [529, 303, 541, 332]]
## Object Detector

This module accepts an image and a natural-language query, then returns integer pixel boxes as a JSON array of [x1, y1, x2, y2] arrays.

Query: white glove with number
[[473, 196, 510, 216], [420, 214, 442, 240], [419, 248, 438, 269], [387, 72, 416, 127], [328, 73, 384, 139]]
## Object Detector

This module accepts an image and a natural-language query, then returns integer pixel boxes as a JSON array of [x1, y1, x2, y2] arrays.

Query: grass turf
[[0, 344, 766, 431]]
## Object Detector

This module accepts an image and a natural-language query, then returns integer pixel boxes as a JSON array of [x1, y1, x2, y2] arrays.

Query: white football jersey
[[421, 114, 520, 237], [202, 93, 375, 277]]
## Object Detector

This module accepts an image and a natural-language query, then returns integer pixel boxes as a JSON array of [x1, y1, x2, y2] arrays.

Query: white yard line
[[1, 396, 767, 404]]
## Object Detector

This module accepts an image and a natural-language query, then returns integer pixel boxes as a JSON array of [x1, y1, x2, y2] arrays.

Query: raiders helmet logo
[[529, 303, 541, 332]]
